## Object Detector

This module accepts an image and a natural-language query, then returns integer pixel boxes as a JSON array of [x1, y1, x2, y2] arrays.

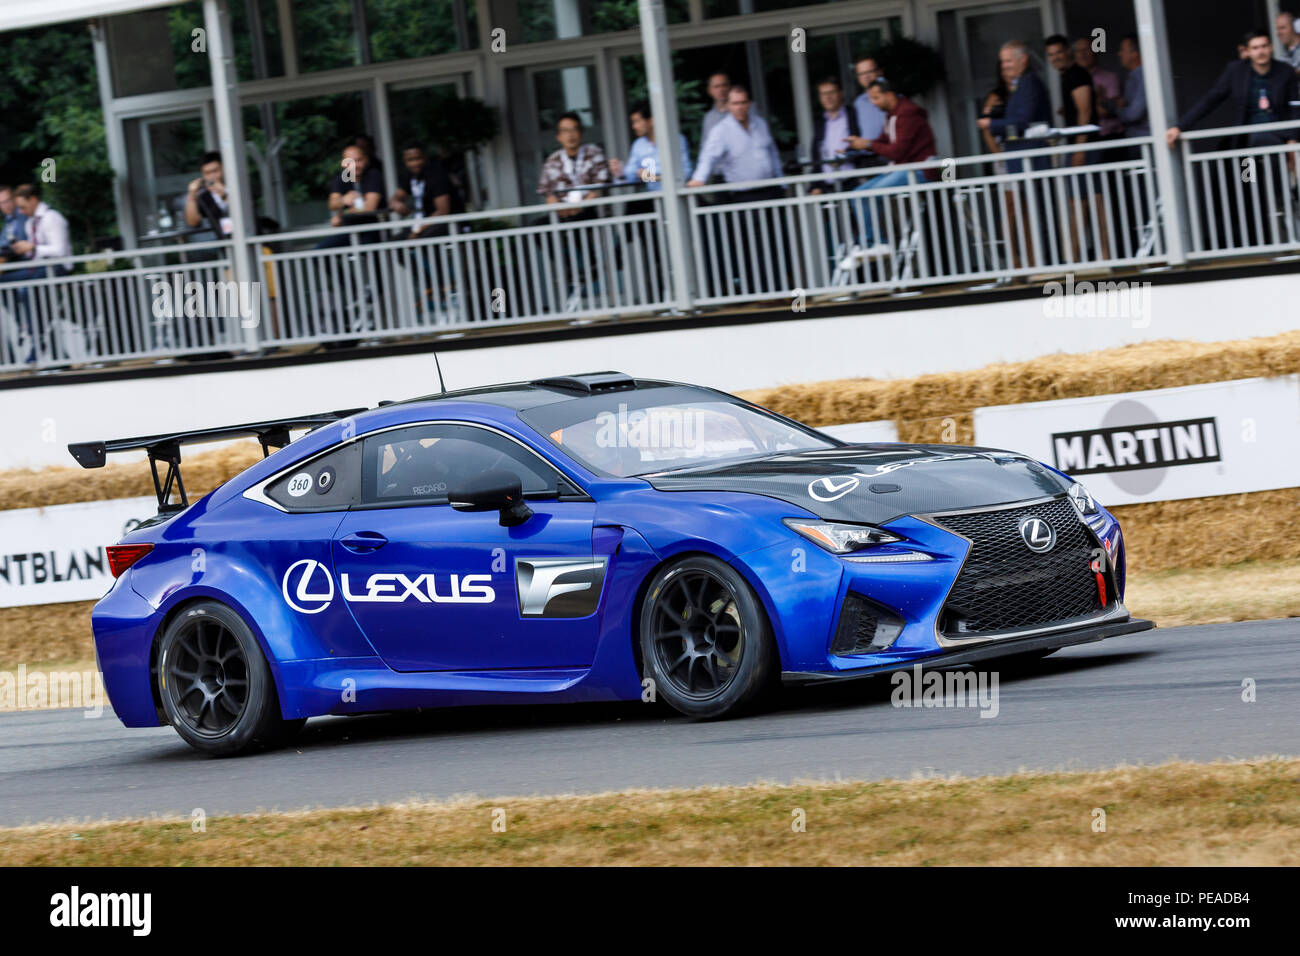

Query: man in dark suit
[[979, 40, 1053, 172], [807, 76, 874, 193], [1167, 29, 1300, 147], [978, 40, 1053, 270]]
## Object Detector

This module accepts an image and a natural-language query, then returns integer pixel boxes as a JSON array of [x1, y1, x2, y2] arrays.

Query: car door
[[330, 421, 607, 672]]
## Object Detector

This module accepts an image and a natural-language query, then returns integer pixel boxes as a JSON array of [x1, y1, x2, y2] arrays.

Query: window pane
[[539, 400, 833, 477], [366, 0, 465, 61], [294, 0, 363, 72], [232, 0, 285, 80], [518, 0, 686, 44], [364, 425, 557, 504], [242, 92, 370, 228], [123, 115, 207, 238], [705, 0, 839, 16]]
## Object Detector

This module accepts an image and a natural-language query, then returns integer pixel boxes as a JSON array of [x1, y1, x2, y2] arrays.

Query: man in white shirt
[[847, 56, 887, 146], [688, 86, 788, 295], [700, 72, 734, 147], [12, 184, 71, 265], [8, 184, 72, 364]]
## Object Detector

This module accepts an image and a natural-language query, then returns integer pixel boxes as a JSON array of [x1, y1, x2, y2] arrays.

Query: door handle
[[340, 531, 388, 553]]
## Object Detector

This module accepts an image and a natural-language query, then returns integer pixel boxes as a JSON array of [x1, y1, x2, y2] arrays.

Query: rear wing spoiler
[[67, 409, 367, 514]]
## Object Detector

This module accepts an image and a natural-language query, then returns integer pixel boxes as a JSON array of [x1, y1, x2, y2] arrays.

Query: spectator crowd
[[5, 15, 1300, 365]]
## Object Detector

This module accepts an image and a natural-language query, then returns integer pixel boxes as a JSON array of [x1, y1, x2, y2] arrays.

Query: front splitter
[[782, 616, 1156, 685]]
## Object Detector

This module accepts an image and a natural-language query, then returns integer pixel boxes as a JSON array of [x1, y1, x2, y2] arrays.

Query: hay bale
[[0, 441, 265, 512], [741, 330, 1300, 431]]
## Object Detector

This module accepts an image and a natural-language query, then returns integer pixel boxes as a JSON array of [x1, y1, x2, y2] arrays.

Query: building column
[[477, 0, 519, 208], [90, 19, 136, 250], [1134, 0, 1188, 265], [638, 0, 694, 313], [790, 25, 812, 166], [203, 0, 262, 350]]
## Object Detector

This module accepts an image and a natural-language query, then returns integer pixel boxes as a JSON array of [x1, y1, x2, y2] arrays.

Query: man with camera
[[184, 151, 233, 239]]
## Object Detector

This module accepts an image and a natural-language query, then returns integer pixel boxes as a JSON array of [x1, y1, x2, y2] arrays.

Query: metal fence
[[252, 193, 673, 348], [1180, 119, 1300, 259], [687, 136, 1163, 304], [0, 240, 237, 373], [2, 125, 1297, 375]]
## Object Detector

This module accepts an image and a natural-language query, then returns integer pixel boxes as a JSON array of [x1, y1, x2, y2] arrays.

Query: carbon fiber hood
[[643, 444, 1071, 524]]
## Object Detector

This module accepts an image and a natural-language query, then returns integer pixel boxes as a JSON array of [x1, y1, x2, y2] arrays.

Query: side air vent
[[829, 594, 906, 656], [532, 372, 636, 394]]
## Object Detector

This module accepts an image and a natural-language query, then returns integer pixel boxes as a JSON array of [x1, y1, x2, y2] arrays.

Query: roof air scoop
[[532, 372, 636, 394]]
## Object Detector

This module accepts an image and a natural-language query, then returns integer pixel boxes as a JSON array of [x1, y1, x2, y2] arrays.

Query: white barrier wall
[[3, 271, 1298, 470]]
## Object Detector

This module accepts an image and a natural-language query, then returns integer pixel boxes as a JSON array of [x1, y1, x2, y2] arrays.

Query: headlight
[[783, 518, 901, 554], [1068, 481, 1099, 516]]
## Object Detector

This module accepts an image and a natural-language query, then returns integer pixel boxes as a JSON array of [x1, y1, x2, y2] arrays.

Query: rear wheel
[[639, 555, 776, 719], [157, 601, 304, 756]]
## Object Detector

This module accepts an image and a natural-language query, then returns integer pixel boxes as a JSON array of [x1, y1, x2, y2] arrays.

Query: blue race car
[[71, 372, 1153, 755]]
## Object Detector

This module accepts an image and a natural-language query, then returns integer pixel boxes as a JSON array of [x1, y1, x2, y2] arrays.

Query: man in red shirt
[[842, 78, 939, 267]]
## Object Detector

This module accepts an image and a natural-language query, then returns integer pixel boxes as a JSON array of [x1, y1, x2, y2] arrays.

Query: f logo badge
[[1018, 517, 1056, 553]]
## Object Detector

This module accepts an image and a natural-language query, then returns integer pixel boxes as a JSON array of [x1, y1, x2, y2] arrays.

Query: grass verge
[[1, 758, 1296, 866]]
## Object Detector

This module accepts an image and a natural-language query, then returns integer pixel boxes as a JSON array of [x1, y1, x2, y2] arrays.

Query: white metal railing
[[0, 240, 236, 373], [249, 192, 673, 347], [686, 136, 1164, 304], [7, 124, 1300, 375], [1178, 119, 1300, 259]]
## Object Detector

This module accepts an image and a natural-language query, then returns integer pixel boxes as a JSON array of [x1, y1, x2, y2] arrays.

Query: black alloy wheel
[[157, 600, 304, 756], [640, 555, 776, 719]]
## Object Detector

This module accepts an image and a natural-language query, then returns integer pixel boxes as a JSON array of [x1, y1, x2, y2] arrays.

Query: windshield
[[537, 399, 836, 477]]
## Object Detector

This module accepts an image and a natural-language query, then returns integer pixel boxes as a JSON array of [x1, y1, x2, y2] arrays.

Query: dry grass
[[1, 758, 1296, 866], [1125, 560, 1300, 628]]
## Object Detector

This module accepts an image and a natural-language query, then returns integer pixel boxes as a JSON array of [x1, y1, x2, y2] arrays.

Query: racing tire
[[157, 600, 305, 756], [639, 555, 777, 720]]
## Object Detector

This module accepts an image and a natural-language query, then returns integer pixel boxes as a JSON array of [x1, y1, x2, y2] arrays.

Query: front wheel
[[639, 555, 777, 719], [157, 600, 304, 756]]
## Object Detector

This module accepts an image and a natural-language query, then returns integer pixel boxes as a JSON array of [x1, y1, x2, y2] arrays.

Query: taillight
[[106, 543, 153, 577]]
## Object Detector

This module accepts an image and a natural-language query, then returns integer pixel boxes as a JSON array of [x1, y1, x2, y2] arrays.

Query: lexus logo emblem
[[808, 475, 860, 502], [282, 558, 335, 614], [1019, 517, 1056, 553]]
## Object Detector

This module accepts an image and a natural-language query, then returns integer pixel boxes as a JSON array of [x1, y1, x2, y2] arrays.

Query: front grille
[[931, 496, 1105, 637]]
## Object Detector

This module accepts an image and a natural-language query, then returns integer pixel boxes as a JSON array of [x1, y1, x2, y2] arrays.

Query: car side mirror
[[448, 469, 534, 527]]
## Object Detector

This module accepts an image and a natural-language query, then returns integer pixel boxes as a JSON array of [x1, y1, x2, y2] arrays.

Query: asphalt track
[[0, 618, 1295, 826]]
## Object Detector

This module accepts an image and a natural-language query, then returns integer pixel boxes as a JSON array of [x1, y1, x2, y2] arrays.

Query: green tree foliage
[[368, 0, 463, 61], [0, 22, 115, 252], [874, 36, 945, 97]]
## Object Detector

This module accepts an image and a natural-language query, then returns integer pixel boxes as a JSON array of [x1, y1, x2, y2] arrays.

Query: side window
[[361, 424, 561, 507], [266, 441, 362, 512]]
